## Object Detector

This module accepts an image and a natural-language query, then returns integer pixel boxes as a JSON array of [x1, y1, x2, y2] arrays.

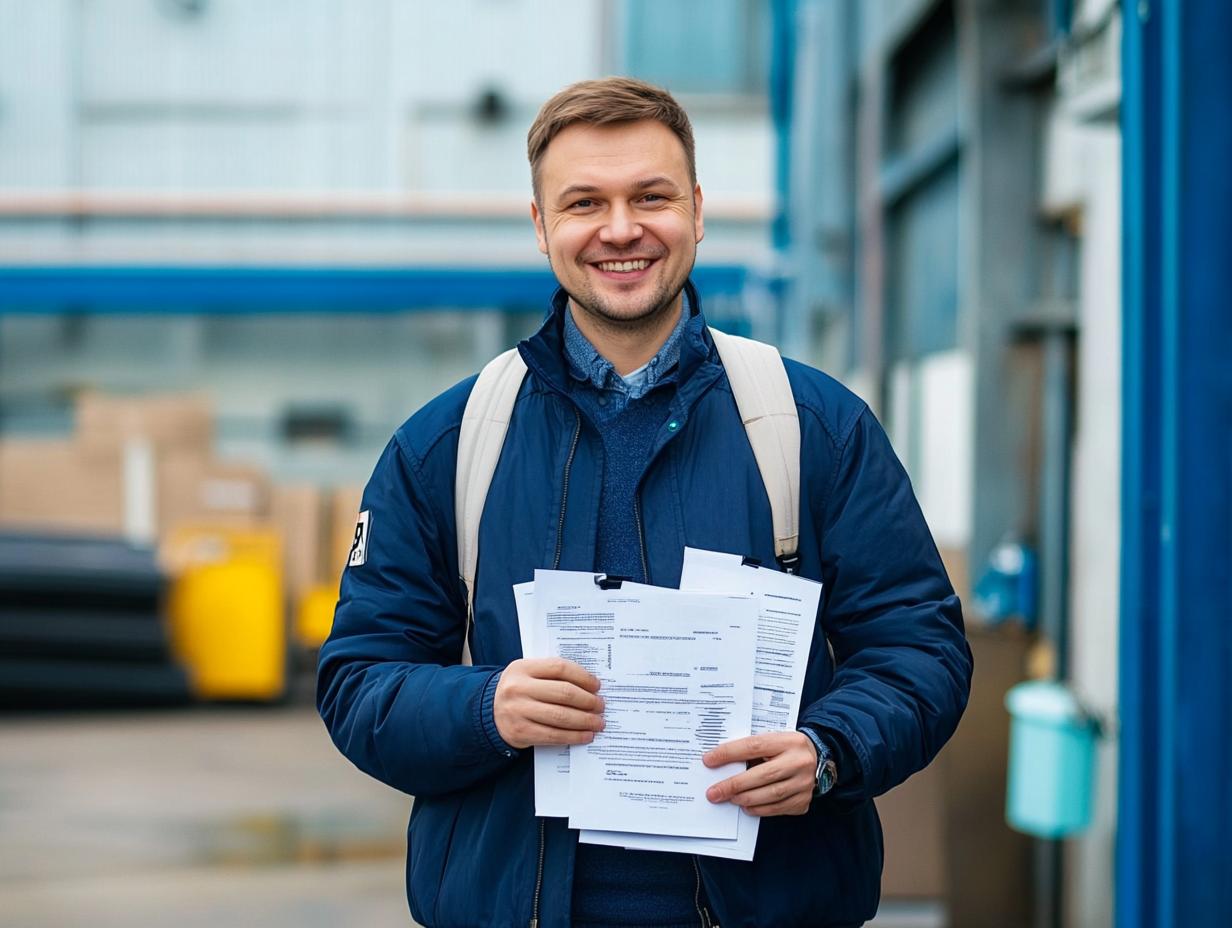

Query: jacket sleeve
[[799, 406, 974, 802], [316, 434, 516, 799]]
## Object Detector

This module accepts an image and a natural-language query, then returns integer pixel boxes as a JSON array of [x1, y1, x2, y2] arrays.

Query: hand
[[493, 657, 605, 749], [702, 731, 818, 817]]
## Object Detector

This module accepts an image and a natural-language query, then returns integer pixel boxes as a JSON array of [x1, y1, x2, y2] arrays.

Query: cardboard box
[[941, 627, 1035, 928], [156, 450, 270, 538], [937, 545, 971, 604], [328, 485, 366, 583], [876, 628, 1034, 928], [877, 760, 947, 898], [271, 483, 325, 603], [0, 439, 124, 535], [76, 391, 212, 456]]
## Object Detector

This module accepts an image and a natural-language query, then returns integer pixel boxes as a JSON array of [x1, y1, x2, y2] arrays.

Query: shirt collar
[[563, 291, 692, 399]]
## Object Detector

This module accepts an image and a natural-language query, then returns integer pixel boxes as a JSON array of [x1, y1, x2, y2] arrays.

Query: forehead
[[538, 119, 690, 195]]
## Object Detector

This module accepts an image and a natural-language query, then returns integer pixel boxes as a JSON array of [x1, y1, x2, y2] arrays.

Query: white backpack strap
[[456, 347, 528, 662], [708, 327, 801, 571]]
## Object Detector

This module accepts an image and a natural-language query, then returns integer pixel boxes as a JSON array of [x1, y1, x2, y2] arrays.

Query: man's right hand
[[493, 657, 605, 749]]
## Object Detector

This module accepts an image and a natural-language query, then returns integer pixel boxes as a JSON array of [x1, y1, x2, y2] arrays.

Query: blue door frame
[[1119, 1, 1232, 925]]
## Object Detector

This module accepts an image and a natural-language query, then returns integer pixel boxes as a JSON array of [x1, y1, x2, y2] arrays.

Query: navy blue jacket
[[318, 286, 973, 928]]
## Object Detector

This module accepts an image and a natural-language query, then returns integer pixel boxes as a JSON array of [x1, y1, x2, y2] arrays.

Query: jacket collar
[[518, 278, 716, 396]]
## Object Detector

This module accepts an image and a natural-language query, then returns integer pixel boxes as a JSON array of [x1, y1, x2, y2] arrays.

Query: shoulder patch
[[347, 510, 371, 567]]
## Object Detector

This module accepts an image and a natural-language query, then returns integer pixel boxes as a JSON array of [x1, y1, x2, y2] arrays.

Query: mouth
[[588, 257, 659, 282]]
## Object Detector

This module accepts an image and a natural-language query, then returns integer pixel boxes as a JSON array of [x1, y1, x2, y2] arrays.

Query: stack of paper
[[513, 547, 823, 861]]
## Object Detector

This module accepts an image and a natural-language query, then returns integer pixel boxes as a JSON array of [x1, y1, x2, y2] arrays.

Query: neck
[[568, 293, 684, 376]]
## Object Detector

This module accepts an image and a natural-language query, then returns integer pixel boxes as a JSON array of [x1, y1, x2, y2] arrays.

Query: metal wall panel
[[1119, 0, 1232, 924]]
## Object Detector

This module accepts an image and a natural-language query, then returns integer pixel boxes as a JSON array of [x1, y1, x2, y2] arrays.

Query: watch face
[[819, 759, 837, 795]]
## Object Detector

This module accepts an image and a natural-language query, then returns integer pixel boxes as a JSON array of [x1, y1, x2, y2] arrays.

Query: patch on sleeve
[[347, 510, 371, 567]]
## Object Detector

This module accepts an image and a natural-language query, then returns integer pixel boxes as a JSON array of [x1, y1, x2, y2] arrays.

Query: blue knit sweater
[[478, 300, 708, 926], [562, 304, 703, 928]]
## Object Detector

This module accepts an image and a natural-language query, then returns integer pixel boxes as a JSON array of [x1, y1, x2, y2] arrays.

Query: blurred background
[[0, 1, 1227, 927]]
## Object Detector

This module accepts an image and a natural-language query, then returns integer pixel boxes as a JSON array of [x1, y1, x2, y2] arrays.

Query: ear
[[692, 184, 705, 244], [530, 199, 549, 255]]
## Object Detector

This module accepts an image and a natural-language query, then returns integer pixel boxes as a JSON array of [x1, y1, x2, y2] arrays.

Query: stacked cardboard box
[[0, 439, 125, 534], [0, 391, 370, 654], [329, 484, 365, 579], [0, 392, 268, 540]]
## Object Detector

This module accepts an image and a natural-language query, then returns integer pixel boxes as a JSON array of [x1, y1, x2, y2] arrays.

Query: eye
[[570, 198, 596, 210], [640, 193, 665, 203]]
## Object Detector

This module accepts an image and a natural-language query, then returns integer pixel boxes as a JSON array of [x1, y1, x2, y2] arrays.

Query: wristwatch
[[799, 727, 838, 797]]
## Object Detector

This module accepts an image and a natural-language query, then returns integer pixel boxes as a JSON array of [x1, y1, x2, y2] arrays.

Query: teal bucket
[[1005, 681, 1099, 838]]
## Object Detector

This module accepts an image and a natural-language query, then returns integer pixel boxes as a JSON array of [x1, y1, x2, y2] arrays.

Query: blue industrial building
[[772, 1, 1230, 927]]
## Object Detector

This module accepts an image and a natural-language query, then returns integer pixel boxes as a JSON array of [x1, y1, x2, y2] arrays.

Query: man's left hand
[[702, 732, 818, 817]]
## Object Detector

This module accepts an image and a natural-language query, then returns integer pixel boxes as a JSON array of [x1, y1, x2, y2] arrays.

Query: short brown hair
[[527, 77, 696, 202]]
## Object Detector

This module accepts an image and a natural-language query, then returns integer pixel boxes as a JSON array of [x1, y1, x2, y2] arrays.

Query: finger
[[703, 733, 783, 767], [524, 657, 601, 692], [524, 678, 605, 713], [743, 796, 812, 817], [705, 758, 795, 803], [705, 754, 780, 799], [498, 667, 603, 711], [515, 722, 599, 747], [723, 777, 813, 810], [521, 701, 607, 732]]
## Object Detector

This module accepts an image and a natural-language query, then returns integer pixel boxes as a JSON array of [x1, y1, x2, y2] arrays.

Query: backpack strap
[[453, 327, 801, 664], [456, 347, 528, 661], [708, 327, 801, 572]]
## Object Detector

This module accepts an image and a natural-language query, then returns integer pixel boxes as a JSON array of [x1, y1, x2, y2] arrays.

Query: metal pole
[[1032, 325, 1074, 928]]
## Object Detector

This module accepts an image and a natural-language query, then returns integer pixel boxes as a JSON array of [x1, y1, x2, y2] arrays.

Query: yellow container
[[164, 526, 285, 701], [295, 582, 339, 650]]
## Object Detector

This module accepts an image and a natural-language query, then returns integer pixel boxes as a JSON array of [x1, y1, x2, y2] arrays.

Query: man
[[319, 77, 972, 928]]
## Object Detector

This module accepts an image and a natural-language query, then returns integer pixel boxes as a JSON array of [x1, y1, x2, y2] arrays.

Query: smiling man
[[529, 114, 703, 377], [318, 78, 972, 928]]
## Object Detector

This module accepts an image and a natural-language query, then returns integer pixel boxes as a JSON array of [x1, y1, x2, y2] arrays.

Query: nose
[[599, 203, 643, 247]]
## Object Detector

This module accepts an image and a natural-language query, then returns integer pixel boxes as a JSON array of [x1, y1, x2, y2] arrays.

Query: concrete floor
[[0, 705, 943, 928], [0, 706, 414, 928]]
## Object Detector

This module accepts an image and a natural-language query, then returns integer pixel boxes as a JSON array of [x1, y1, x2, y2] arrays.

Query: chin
[[577, 279, 685, 326], [588, 296, 671, 326]]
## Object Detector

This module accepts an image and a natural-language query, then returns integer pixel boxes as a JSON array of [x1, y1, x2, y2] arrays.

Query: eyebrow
[[555, 176, 682, 205]]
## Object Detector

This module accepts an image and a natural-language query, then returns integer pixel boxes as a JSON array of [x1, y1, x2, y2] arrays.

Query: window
[[619, 0, 770, 96], [883, 1, 961, 362]]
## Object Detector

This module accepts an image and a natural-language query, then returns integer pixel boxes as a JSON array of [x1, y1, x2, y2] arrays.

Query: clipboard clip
[[594, 573, 631, 590]]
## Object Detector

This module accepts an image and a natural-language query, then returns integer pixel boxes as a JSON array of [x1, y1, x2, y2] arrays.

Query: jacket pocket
[[407, 794, 463, 926]]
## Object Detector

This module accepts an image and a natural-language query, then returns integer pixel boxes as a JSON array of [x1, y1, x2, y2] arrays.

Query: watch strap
[[798, 726, 837, 797]]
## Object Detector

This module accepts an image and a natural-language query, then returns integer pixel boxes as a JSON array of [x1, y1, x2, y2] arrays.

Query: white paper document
[[579, 548, 822, 860], [532, 568, 758, 840], [517, 574, 668, 818], [513, 582, 574, 817]]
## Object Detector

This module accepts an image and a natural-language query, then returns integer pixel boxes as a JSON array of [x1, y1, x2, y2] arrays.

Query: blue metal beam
[[1119, 1, 1232, 925], [0, 265, 749, 314], [769, 0, 797, 254]]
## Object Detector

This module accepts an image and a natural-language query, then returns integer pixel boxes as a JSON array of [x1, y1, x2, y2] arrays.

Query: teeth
[[597, 259, 650, 272]]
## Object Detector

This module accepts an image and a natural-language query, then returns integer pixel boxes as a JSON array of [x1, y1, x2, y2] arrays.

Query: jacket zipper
[[533, 409, 580, 928], [693, 856, 715, 927], [529, 817, 546, 928], [553, 410, 582, 570], [633, 410, 694, 585], [633, 494, 650, 583]]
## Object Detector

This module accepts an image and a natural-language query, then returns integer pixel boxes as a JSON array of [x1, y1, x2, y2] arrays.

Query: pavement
[[0, 704, 944, 927], [0, 705, 414, 928]]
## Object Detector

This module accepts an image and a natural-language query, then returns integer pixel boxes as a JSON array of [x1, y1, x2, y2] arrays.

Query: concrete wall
[[796, 2, 1123, 924], [0, 0, 773, 264], [0, 0, 775, 481], [1041, 105, 1121, 928]]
